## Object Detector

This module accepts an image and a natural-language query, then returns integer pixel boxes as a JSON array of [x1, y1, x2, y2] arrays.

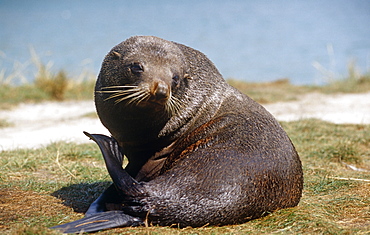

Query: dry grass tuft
[[0, 48, 95, 108], [34, 66, 69, 101]]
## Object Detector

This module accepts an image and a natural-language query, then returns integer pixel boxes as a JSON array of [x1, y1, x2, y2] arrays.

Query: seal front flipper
[[82, 131, 127, 216], [51, 132, 146, 233], [51, 211, 143, 233], [83, 131, 145, 197], [85, 183, 122, 216]]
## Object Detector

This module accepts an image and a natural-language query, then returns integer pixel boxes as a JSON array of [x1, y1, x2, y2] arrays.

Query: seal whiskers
[[98, 85, 183, 115], [165, 93, 183, 115], [118, 89, 149, 105], [97, 86, 150, 105]]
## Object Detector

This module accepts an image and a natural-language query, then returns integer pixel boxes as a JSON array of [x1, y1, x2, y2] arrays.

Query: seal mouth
[[146, 98, 168, 106]]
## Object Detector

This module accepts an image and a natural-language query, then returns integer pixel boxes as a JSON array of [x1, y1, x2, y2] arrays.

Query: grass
[[0, 50, 95, 109], [228, 71, 370, 104], [0, 79, 95, 110], [1, 51, 370, 108], [0, 120, 369, 234], [0, 119, 13, 128]]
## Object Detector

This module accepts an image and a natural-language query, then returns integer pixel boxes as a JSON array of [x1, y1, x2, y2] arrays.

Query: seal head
[[95, 36, 228, 178]]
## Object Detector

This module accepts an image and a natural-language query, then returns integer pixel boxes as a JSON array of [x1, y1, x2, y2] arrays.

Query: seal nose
[[151, 80, 170, 102]]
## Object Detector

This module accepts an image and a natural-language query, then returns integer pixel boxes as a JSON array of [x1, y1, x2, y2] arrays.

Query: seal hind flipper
[[51, 211, 143, 233]]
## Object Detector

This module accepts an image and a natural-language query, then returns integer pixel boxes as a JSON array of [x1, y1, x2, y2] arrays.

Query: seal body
[[52, 36, 303, 233]]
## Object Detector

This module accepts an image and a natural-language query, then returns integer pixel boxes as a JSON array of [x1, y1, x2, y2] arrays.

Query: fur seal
[[52, 36, 303, 233]]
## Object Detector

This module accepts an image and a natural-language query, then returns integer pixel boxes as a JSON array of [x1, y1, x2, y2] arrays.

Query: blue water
[[0, 0, 369, 85]]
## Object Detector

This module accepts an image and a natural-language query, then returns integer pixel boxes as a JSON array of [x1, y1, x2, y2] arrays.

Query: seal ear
[[184, 73, 192, 80], [111, 51, 122, 60], [83, 132, 145, 197]]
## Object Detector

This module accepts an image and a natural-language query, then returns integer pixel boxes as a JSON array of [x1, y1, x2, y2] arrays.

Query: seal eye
[[172, 75, 180, 86], [130, 63, 144, 75]]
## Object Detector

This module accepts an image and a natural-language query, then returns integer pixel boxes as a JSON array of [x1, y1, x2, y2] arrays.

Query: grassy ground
[[1, 61, 369, 234], [0, 119, 369, 234]]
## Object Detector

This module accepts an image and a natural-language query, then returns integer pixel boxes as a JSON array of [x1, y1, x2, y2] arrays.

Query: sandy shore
[[1, 92, 369, 151]]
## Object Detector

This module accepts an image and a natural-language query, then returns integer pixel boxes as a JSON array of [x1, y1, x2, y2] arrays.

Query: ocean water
[[0, 0, 369, 84]]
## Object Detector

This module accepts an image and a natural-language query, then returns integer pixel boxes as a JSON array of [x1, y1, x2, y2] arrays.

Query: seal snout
[[149, 80, 170, 104]]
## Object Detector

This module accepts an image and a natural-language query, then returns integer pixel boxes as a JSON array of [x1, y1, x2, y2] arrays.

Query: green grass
[[1, 52, 370, 108], [0, 120, 369, 234], [228, 71, 370, 104], [0, 50, 96, 109], [0, 78, 95, 108]]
